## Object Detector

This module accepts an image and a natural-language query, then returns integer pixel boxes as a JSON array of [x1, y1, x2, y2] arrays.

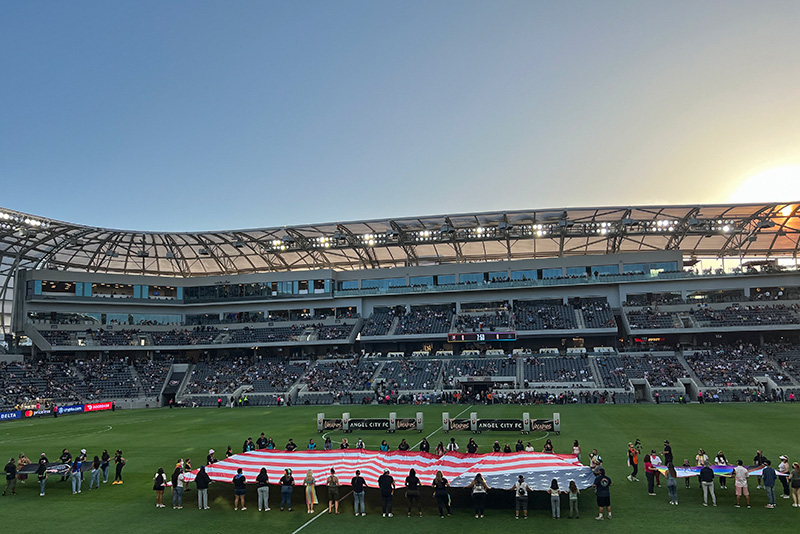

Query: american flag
[[185, 449, 594, 490]]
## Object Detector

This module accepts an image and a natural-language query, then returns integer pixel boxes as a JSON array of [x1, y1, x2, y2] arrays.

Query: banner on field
[[58, 405, 85, 415], [442, 412, 558, 433], [85, 402, 112, 412], [0, 410, 21, 422], [23, 408, 52, 418], [318, 412, 424, 433]]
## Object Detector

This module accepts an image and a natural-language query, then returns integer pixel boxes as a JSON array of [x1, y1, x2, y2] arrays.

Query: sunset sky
[[2, 1, 799, 231]]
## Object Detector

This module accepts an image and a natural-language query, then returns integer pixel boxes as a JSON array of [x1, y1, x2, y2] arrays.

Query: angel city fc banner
[[443, 412, 561, 434], [318, 412, 424, 433]]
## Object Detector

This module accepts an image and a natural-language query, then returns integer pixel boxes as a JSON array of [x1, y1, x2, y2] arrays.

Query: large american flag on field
[[185, 449, 595, 490]]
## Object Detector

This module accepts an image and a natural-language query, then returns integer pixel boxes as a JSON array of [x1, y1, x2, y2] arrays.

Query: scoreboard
[[447, 331, 517, 342]]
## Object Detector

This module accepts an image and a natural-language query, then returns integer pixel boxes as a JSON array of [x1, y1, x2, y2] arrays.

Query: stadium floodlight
[[497, 221, 513, 231], [232, 240, 245, 248], [440, 224, 455, 234]]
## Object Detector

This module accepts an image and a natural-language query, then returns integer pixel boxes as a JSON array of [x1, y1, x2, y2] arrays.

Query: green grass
[[1, 402, 798, 534]]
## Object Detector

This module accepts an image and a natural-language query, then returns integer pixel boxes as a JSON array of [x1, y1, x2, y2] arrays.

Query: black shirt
[[233, 474, 247, 491], [433, 478, 449, 495], [419, 441, 430, 453], [6, 462, 17, 480], [699, 466, 715, 483], [664, 444, 673, 464], [286, 442, 297, 451], [398, 442, 410, 451], [378, 474, 395, 496], [36, 461, 47, 479], [280, 475, 294, 487], [351, 475, 367, 492], [195, 470, 211, 490], [467, 442, 478, 454], [256, 472, 269, 487], [405, 475, 420, 490]]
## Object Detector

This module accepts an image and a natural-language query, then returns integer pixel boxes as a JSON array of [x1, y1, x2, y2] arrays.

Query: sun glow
[[730, 165, 800, 203]]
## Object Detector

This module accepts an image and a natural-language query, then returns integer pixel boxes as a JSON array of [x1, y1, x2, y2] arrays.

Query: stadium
[[2, 201, 800, 533]]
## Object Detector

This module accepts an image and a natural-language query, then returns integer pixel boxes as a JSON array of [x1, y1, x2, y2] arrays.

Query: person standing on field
[[734, 460, 751, 508], [593, 468, 612, 520], [627, 442, 640, 482], [699, 460, 717, 506], [762, 460, 777, 508]]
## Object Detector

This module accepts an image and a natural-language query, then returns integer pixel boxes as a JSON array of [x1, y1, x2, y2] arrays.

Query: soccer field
[[1, 402, 797, 534]]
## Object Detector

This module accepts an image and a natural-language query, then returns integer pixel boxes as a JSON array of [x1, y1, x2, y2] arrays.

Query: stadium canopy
[[2, 202, 798, 279]]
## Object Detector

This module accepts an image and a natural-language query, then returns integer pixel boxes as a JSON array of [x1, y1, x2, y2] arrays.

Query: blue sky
[[2, 1, 800, 231]]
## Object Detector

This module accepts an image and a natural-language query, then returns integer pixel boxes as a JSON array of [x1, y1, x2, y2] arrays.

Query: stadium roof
[[1, 202, 798, 278]]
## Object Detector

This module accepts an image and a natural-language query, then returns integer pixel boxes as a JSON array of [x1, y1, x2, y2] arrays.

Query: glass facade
[[623, 262, 678, 275], [361, 278, 406, 290], [511, 270, 536, 281], [541, 268, 562, 279], [592, 265, 619, 275], [566, 266, 587, 277], [460, 273, 484, 284], [435, 274, 456, 285]]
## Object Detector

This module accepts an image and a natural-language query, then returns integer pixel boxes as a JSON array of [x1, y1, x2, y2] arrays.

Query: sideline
[[291, 490, 353, 534]]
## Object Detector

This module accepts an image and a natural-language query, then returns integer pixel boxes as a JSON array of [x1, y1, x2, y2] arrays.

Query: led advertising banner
[[0, 410, 22, 422]]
